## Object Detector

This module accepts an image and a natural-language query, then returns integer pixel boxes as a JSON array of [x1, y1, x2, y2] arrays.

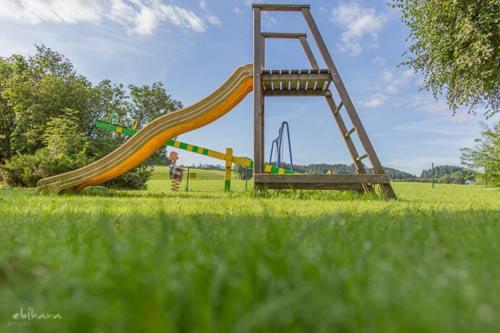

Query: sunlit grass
[[0, 167, 498, 332]]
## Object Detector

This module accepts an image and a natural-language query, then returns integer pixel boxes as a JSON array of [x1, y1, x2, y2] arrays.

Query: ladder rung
[[344, 127, 356, 138], [334, 101, 344, 115], [356, 153, 368, 162]]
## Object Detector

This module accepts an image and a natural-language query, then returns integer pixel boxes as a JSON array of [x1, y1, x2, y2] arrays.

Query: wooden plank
[[273, 69, 282, 91], [302, 8, 396, 199], [299, 36, 319, 70], [257, 183, 365, 191], [263, 90, 327, 96], [252, 4, 310, 11], [255, 174, 390, 184], [290, 69, 299, 90], [261, 72, 331, 82], [261, 32, 306, 39], [253, 7, 265, 176]]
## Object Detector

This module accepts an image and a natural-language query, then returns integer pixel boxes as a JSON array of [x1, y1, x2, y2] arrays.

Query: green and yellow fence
[[96, 120, 296, 191]]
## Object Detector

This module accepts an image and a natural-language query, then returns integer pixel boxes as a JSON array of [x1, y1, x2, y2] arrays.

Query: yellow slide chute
[[37, 64, 253, 193]]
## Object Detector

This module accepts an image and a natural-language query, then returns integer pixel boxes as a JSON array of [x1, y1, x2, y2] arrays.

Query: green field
[[0, 167, 499, 332]]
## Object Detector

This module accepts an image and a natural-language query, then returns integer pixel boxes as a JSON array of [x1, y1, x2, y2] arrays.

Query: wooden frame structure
[[252, 4, 396, 199]]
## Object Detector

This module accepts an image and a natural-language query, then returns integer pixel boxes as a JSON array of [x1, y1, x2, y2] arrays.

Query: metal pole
[[431, 163, 435, 188], [185, 167, 190, 192]]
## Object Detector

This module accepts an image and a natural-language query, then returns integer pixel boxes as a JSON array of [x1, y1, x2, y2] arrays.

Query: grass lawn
[[0, 167, 499, 332]]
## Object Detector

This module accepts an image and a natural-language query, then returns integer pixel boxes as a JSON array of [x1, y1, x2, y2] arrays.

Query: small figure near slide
[[167, 151, 183, 192]]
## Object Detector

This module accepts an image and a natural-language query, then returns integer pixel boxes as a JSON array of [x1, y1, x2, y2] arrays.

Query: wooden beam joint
[[356, 153, 368, 162], [261, 32, 306, 39], [334, 101, 344, 115], [252, 4, 310, 11]]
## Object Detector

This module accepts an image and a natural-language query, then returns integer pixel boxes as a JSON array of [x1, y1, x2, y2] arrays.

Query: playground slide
[[37, 64, 253, 193]]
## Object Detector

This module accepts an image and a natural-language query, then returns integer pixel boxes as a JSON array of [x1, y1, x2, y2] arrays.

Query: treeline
[[233, 162, 493, 185], [281, 163, 417, 180], [419, 165, 474, 184], [0, 45, 182, 188]]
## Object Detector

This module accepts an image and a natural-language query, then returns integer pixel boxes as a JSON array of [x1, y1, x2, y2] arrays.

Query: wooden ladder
[[252, 4, 396, 199]]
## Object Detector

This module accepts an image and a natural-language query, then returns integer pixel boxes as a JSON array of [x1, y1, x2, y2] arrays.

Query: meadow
[[0, 167, 499, 332]]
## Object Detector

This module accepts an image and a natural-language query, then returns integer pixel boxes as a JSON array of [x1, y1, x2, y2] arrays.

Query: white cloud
[[232, 7, 243, 15], [0, 0, 103, 24], [262, 11, 277, 27], [207, 15, 222, 27], [0, 0, 207, 36], [371, 57, 386, 66], [331, 3, 386, 56], [383, 68, 414, 94], [360, 93, 389, 108], [360, 67, 415, 108], [199, 0, 207, 11]]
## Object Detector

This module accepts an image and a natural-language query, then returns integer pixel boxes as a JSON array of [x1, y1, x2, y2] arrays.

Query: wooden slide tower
[[252, 4, 396, 199]]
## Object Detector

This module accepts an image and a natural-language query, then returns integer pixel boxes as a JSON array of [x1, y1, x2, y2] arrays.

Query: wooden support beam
[[253, 7, 265, 178], [299, 36, 319, 70], [263, 90, 327, 97], [325, 94, 371, 179], [255, 174, 389, 184], [344, 127, 356, 138], [252, 4, 310, 11], [261, 32, 306, 39], [257, 183, 365, 191], [302, 8, 396, 199]]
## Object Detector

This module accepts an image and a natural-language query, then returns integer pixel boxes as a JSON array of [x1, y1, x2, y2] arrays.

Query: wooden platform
[[261, 69, 331, 96], [254, 174, 390, 190]]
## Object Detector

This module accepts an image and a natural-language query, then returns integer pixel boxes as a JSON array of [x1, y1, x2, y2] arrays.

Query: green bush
[[0, 148, 87, 187], [103, 163, 153, 190], [0, 109, 153, 189]]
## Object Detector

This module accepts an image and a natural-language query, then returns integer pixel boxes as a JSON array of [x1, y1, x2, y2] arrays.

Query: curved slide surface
[[37, 64, 253, 193]]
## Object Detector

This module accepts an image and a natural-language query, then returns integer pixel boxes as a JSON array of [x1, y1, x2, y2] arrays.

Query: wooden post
[[302, 8, 396, 199], [225, 148, 233, 191], [299, 36, 319, 70], [253, 7, 265, 186]]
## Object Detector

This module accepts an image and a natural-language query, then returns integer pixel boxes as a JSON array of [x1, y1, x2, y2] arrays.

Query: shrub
[[103, 164, 153, 190]]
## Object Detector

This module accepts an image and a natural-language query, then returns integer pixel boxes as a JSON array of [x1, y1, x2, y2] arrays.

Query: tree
[[461, 122, 499, 186], [419, 165, 474, 184], [391, 0, 499, 117], [0, 45, 183, 189], [0, 45, 93, 160], [129, 82, 183, 127], [0, 109, 90, 187]]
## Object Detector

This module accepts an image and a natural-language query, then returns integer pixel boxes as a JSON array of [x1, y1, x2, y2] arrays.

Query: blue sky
[[1, 0, 497, 175]]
